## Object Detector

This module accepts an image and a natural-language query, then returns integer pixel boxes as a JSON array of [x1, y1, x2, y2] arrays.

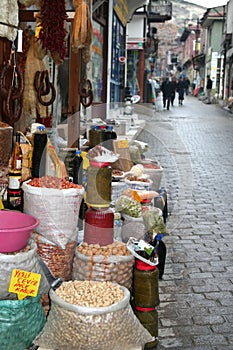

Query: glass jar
[[86, 161, 112, 208], [89, 126, 105, 148], [84, 207, 114, 246], [133, 258, 160, 308]]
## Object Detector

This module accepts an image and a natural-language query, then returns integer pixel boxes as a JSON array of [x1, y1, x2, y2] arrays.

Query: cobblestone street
[[135, 95, 233, 349]]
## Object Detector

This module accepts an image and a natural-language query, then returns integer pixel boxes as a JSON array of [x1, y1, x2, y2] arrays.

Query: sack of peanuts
[[34, 281, 154, 349], [72, 242, 135, 289], [0, 240, 50, 300], [22, 177, 84, 249], [35, 233, 77, 281]]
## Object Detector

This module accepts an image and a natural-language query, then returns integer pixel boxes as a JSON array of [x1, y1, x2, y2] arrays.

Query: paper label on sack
[[8, 269, 41, 300], [117, 139, 129, 148]]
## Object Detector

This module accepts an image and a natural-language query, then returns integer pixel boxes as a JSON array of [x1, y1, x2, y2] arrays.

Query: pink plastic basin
[[0, 211, 39, 253]]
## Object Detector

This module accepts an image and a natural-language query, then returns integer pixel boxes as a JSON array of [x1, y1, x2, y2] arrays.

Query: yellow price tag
[[0, 198, 4, 210], [8, 269, 41, 300], [117, 139, 129, 148]]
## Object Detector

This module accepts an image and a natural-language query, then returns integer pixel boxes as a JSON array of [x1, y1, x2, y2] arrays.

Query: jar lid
[[90, 161, 110, 167], [135, 258, 157, 271]]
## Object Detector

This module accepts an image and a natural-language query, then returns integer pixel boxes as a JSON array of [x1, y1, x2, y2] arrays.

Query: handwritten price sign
[[8, 269, 41, 300]]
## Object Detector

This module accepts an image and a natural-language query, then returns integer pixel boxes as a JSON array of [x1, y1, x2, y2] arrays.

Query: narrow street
[[135, 94, 233, 350]]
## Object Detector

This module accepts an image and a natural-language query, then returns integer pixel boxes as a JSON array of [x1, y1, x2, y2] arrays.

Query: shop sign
[[127, 43, 144, 50], [119, 56, 126, 64], [114, 0, 129, 26]]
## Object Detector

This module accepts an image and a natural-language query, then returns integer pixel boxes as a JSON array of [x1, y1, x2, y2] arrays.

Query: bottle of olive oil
[[7, 132, 23, 211]]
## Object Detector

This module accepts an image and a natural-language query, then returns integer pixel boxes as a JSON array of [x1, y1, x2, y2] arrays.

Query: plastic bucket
[[0, 211, 39, 253]]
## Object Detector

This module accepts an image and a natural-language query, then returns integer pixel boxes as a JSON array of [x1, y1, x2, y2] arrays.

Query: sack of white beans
[[34, 281, 154, 350]]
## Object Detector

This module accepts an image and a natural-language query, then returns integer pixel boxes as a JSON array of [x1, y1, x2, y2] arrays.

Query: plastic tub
[[0, 211, 39, 253]]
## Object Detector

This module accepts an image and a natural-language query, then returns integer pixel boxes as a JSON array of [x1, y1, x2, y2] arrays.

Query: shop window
[[92, 21, 104, 103], [110, 11, 125, 108]]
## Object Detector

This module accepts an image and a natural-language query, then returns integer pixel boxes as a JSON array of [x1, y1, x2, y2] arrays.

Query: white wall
[[226, 0, 233, 35], [127, 15, 145, 41]]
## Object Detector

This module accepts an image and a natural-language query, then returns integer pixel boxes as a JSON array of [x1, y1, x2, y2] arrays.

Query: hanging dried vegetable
[[36, 0, 68, 64], [34, 70, 56, 106], [0, 44, 24, 126], [22, 36, 49, 128], [71, 0, 93, 53]]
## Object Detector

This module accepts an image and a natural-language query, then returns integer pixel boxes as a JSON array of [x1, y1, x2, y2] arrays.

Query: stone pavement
[[134, 95, 233, 350]]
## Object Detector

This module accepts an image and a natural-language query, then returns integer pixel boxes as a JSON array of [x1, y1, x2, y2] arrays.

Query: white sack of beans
[[72, 244, 134, 290], [22, 181, 84, 249], [0, 240, 50, 299], [34, 281, 153, 349]]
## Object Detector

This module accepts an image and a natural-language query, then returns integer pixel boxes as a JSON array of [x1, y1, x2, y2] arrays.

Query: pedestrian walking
[[148, 76, 160, 110], [176, 77, 185, 105], [161, 77, 172, 110], [170, 76, 177, 106], [184, 77, 190, 95], [206, 75, 213, 104]]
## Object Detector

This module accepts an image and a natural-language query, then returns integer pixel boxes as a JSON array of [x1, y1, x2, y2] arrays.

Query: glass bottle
[[7, 132, 23, 211], [11, 132, 22, 171], [32, 125, 47, 178], [73, 150, 83, 185]]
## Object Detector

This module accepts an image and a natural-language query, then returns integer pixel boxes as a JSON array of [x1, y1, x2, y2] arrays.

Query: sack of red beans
[[22, 177, 84, 249]]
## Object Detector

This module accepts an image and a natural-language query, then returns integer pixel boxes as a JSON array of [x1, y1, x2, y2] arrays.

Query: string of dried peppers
[[36, 0, 68, 64]]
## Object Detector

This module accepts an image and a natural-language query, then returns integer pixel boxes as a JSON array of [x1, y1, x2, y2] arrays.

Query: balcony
[[147, 0, 172, 23]]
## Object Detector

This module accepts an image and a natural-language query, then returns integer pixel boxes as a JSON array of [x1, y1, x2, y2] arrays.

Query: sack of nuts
[[35, 233, 77, 281], [22, 177, 84, 249], [72, 242, 134, 290], [34, 281, 154, 349]]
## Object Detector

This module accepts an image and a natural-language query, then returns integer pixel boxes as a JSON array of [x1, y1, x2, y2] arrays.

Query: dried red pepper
[[37, 0, 68, 63]]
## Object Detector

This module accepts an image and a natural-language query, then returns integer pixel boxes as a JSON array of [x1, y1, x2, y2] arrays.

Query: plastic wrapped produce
[[34, 281, 154, 350], [142, 208, 168, 235], [115, 195, 142, 218]]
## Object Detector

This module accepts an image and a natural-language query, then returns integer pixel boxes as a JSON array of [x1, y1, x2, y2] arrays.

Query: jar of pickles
[[86, 161, 112, 208], [89, 126, 105, 148]]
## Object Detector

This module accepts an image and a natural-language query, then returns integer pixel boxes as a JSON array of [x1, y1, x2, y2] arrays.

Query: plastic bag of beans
[[34, 281, 154, 349]]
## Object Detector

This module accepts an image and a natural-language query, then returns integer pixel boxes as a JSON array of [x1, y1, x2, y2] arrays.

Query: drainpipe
[[106, 0, 113, 117], [221, 5, 226, 100]]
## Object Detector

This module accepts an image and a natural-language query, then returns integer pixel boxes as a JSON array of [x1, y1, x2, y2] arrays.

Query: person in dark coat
[[161, 77, 173, 110], [206, 75, 213, 104], [170, 76, 177, 106], [177, 77, 185, 105]]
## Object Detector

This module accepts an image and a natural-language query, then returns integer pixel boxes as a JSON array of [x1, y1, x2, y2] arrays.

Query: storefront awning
[[127, 0, 149, 21]]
